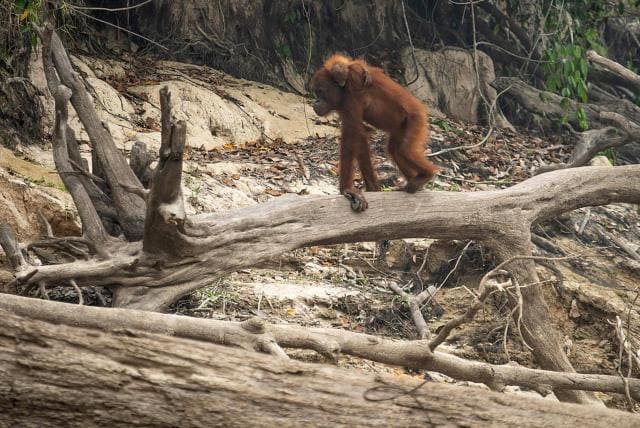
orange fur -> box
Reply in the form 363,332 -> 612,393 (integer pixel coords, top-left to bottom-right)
310,54 -> 438,210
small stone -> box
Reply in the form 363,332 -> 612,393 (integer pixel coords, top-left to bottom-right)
569,299 -> 580,318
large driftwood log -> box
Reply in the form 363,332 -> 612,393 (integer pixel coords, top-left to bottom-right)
2,294 -> 639,401
1,302 -> 639,427
10,165 -> 639,310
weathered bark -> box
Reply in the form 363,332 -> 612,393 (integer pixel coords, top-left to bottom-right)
129,141 -> 154,188
3,293 -> 639,402
42,23 -> 146,240
10,165 -> 640,310
493,76 -> 640,173
587,49 -> 640,94
51,85 -> 110,243
2,301 -> 639,427
0,224 -> 27,271
9,162 -> 640,404
142,87 -> 188,255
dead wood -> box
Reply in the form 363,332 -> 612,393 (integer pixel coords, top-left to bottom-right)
388,282 -> 432,339
8,159 -> 640,404
0,224 -> 27,271
587,50 -> 640,95
41,23 -> 146,240
492,76 -> 640,129
3,294 -> 640,410
4,302 -> 639,427
129,141 -> 154,188
141,87 -> 189,256
535,126 -> 626,174
493,77 -> 640,174
51,84 -> 110,243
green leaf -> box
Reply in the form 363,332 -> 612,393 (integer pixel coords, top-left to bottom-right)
579,58 -> 588,76
578,80 -> 588,102
432,119 -> 450,132
14,0 -> 27,13
573,45 -> 582,57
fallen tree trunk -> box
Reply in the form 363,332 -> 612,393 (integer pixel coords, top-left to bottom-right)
1,303 -> 639,427
2,294 -> 639,401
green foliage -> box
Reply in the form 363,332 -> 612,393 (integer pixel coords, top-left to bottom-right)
277,6 -> 312,63
276,42 -> 292,60
14,0 -> 42,46
540,0 -> 637,130
432,118 -> 451,132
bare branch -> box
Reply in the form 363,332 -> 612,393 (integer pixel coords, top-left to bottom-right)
587,50 -> 640,94
0,224 -> 27,271
51,84 -> 111,243
43,23 -> 146,240
388,282 -> 430,339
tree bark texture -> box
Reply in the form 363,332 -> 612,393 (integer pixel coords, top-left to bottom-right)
3,294 -> 639,402
44,24 -> 146,240
1,304 -> 639,427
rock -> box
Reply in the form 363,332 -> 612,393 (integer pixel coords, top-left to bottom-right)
569,299 -> 581,318
402,47 -> 513,130
590,155 -> 612,167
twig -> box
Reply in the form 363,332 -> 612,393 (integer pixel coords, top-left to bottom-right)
70,279 -> 84,305
68,158 -> 106,184
429,278 -> 506,351
429,253 -> 580,351
388,282 -> 430,339
595,224 -> 640,261
428,127 -> 494,157
37,211 -> 54,238
38,281 -> 49,300
578,208 -> 591,235
119,182 -> 150,200
58,0 -> 153,12
423,241 -> 472,305
511,275 -> 533,351
400,0 -> 420,86
613,314 -> 638,411
531,233 -> 566,255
